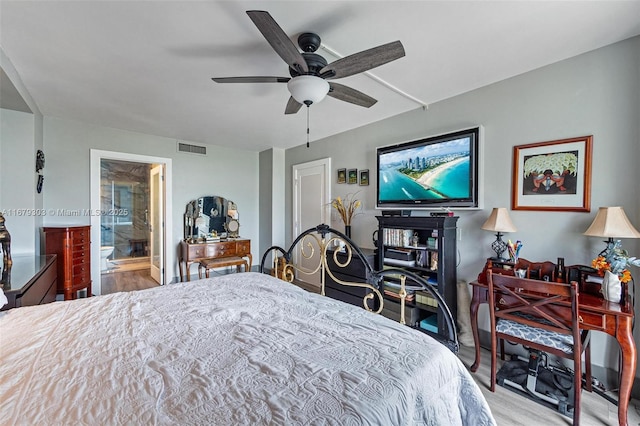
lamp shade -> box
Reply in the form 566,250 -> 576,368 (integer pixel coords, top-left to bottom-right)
583,206 -> 640,238
481,208 -> 517,233
287,75 -> 330,105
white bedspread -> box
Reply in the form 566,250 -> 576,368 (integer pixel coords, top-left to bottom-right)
0,272 -> 495,425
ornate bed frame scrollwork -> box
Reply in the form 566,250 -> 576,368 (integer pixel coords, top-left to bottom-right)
259,224 -> 459,352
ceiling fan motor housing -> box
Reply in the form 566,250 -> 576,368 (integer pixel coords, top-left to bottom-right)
297,32 -> 321,52
289,53 -> 328,78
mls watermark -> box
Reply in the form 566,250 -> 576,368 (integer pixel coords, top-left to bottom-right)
1,208 -> 129,217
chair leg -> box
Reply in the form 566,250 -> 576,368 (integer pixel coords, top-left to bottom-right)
573,356 -> 582,425
490,333 -> 497,392
584,339 -> 592,392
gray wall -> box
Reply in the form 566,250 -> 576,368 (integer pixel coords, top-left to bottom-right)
258,148 -> 286,267
285,36 -> 640,381
41,116 -> 260,282
1,49 -> 45,253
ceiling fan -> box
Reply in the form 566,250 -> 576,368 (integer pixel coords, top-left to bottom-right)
212,10 -> 406,115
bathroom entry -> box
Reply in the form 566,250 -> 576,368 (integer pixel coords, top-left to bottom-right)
100,159 -> 161,288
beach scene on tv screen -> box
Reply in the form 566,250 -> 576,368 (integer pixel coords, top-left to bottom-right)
379,137 -> 471,202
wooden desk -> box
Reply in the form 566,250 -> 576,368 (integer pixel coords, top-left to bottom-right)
469,279 -> 636,426
178,239 -> 251,281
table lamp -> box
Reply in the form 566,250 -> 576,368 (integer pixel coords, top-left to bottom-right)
481,207 -> 517,260
583,206 -> 640,254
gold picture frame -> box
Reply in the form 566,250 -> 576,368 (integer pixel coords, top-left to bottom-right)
512,135 -> 592,212
337,168 -> 346,184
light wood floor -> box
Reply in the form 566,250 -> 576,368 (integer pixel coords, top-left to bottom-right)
101,266 -> 159,294
457,343 -> 640,425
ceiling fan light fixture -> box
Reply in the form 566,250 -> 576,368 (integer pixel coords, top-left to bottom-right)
287,75 -> 329,105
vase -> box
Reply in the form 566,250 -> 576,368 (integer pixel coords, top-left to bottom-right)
602,270 -> 622,303
344,225 -> 351,239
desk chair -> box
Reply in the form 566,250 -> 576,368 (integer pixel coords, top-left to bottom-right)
487,271 -> 591,425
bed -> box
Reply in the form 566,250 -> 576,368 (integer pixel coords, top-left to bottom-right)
0,226 -> 495,425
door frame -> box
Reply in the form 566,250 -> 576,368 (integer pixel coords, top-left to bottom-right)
149,164 -> 165,284
292,157 -> 331,286
90,150 -> 173,295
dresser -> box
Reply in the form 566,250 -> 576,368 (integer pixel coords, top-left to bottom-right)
42,226 -> 91,300
0,254 -> 57,310
179,239 -> 252,281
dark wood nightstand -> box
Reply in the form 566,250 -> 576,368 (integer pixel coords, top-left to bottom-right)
1,254 -> 57,310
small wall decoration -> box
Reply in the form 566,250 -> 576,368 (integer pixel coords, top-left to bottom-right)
347,169 -> 358,184
337,168 -> 346,184
36,149 -> 45,193
359,169 -> 369,186
512,135 -> 592,212
36,150 -> 45,172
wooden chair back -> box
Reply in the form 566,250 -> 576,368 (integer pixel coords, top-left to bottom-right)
486,270 -> 583,424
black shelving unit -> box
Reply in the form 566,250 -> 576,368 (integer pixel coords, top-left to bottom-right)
375,215 -> 458,337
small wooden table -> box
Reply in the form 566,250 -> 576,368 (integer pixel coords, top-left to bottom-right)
179,239 -> 252,281
469,279 -> 636,426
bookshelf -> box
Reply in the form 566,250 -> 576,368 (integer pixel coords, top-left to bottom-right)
375,215 -> 458,338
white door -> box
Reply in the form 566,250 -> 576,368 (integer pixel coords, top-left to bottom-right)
150,164 -> 164,284
293,158 -> 331,287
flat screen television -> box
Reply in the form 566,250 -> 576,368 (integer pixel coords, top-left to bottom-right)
376,127 -> 481,209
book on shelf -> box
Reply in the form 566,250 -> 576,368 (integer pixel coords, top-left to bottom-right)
383,257 -> 416,267
382,228 -> 425,248
383,280 -> 424,292
383,289 -> 415,302
415,290 -> 438,307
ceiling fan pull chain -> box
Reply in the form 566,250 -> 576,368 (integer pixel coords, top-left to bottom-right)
306,105 -> 310,148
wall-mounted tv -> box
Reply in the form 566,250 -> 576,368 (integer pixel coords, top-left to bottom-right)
376,127 -> 481,210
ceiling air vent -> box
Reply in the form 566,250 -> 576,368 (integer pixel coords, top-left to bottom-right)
177,142 -> 207,155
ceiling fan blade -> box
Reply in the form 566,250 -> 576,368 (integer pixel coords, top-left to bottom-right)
212,76 -> 290,83
328,82 -> 377,108
285,97 -> 303,114
246,10 -> 309,74
320,40 -> 405,80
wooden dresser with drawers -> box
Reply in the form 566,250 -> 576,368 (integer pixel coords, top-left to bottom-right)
43,225 -> 91,300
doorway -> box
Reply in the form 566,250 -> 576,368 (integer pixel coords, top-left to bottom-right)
292,158 -> 331,288
90,150 -> 173,295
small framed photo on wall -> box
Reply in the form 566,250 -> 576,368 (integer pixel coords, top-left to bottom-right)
337,168 -> 346,184
347,169 -> 358,184
359,169 -> 369,186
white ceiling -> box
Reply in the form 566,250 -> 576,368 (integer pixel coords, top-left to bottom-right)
1,1 -> 639,152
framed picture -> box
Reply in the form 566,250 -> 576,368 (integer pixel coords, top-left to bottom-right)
337,168 -> 346,184
347,169 -> 358,184
359,169 -> 369,186
512,135 -> 592,212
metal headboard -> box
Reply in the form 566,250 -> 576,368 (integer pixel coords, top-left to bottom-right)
259,224 -> 459,353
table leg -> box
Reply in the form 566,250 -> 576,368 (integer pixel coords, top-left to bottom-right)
179,260 -> 185,282
470,285 -> 483,372
616,319 -> 637,426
